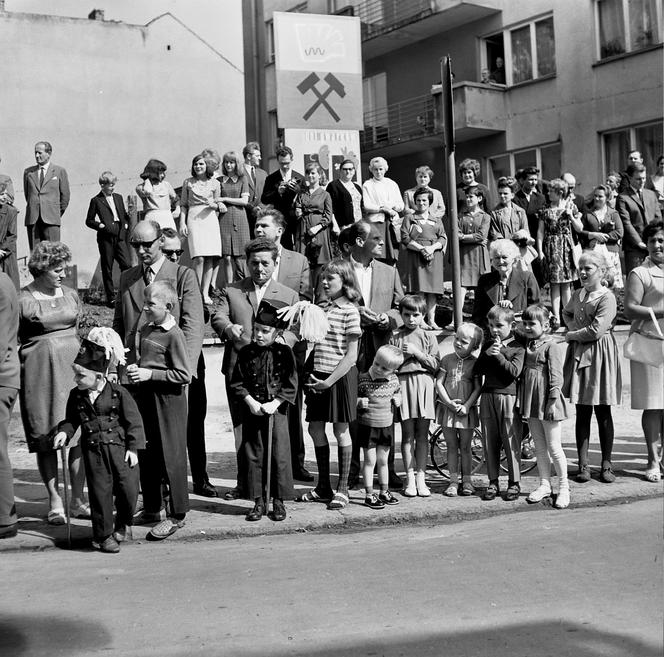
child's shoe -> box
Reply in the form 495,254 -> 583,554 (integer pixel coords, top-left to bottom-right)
415,472 -> 431,497
483,482 -> 499,501
554,483 -> 570,509
527,480 -> 552,503
460,481 -> 474,496
378,490 -> 400,506
99,536 -> 120,553
404,472 -> 417,497
504,483 -> 521,502
444,482 -> 458,497
364,493 -> 385,510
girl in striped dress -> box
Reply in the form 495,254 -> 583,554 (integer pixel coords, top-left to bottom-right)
299,259 -> 362,510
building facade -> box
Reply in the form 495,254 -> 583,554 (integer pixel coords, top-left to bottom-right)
246,0 -> 663,197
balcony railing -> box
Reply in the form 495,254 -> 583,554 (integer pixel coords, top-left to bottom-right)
351,0 -> 435,39
361,93 -> 435,152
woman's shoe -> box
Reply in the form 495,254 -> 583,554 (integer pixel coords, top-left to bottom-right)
554,486 -> 570,509
460,481 -> 475,496
69,502 -> 91,519
576,465 -> 591,483
483,483 -> 499,501
527,481 -> 552,503
403,473 -> 417,497
47,508 -> 66,525
600,466 -> 616,483
644,467 -> 661,483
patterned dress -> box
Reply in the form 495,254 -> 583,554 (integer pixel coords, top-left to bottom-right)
539,205 -> 577,284
219,175 -> 250,256
19,285 -> 80,452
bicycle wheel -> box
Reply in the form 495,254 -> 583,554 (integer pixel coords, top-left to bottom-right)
429,424 -> 484,479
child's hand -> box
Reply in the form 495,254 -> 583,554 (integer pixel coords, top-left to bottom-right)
498,300 -> 513,308
544,400 -> 557,421
455,404 -> 468,416
125,450 -> 139,468
52,431 -> 67,449
261,399 -> 281,415
126,365 -> 152,384
392,396 -> 402,408
357,397 -> 369,411
487,341 -> 501,356
447,397 -> 462,410
402,343 -> 422,358
306,374 -> 330,392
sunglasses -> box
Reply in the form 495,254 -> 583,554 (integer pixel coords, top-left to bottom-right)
162,248 -> 184,257
130,237 -> 160,249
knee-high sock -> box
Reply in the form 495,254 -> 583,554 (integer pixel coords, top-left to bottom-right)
314,444 -> 331,494
337,445 -> 352,496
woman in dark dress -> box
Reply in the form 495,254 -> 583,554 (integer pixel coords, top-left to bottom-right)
19,242 -> 88,524
326,159 -> 363,230
294,162 -> 333,285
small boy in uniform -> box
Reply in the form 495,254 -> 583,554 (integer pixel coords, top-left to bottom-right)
230,300 -> 297,522
124,280 -> 191,540
53,328 -> 144,553
357,345 -> 404,509
474,305 -> 525,501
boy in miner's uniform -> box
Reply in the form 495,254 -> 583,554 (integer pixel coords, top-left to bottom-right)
230,299 -> 298,523
53,328 -> 144,554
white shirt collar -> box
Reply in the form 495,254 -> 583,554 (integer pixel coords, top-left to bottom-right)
150,314 -> 176,330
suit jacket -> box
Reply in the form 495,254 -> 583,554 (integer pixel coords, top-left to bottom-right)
277,247 -> 311,301
261,170 -> 304,218
0,203 -> 19,290
113,259 -> 204,374
211,277 -> 299,375
0,271 -> 20,389
616,187 -> 662,251
0,173 -> 15,204
85,192 -> 130,239
514,189 -> 546,237
326,178 -> 364,227
23,163 -> 70,226
243,164 -> 268,209
579,208 -> 623,252
489,204 -> 529,241
472,268 -> 540,328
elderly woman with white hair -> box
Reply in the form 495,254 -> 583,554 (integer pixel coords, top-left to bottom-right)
471,238 -> 540,331
362,157 -> 404,263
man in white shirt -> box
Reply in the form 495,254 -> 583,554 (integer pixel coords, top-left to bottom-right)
23,141 -> 70,248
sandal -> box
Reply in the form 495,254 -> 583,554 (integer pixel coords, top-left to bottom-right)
482,484 -> 498,501
295,489 -> 332,503
327,492 -> 349,510
69,502 -> 91,519
644,468 -> 661,483
47,509 -> 66,525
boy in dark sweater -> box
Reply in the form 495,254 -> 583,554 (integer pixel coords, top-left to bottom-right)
125,280 -> 191,540
230,300 -> 297,522
53,328 -> 145,553
475,305 -> 525,501
357,345 -> 404,509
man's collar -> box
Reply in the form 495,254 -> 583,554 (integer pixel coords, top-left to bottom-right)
350,254 -> 373,269
147,255 -> 166,275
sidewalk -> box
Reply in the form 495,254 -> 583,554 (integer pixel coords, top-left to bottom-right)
3,332 -> 662,552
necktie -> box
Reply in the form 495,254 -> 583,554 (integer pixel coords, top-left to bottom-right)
251,166 -> 256,184
39,167 -> 45,187
143,267 -> 153,286
498,281 -> 506,302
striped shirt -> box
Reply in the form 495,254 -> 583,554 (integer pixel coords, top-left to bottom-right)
313,299 -> 361,373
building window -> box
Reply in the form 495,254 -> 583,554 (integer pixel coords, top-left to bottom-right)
596,0 -> 663,59
603,121 -> 664,176
485,15 -> 556,86
266,20 -> 275,63
487,142 -> 562,192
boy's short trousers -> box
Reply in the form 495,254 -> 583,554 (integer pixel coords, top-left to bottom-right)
357,423 -> 393,449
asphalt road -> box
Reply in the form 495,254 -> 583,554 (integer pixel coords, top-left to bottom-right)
1,497 -> 661,657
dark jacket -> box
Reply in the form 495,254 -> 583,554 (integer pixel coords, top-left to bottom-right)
326,178 -> 363,228
475,338 -> 525,395
85,192 -> 130,239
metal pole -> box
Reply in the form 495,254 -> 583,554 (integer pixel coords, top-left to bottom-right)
441,56 -> 462,328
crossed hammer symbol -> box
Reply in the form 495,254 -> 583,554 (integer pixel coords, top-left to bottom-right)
297,72 -> 346,122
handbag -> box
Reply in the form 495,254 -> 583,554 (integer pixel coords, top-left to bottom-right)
623,307 -> 664,367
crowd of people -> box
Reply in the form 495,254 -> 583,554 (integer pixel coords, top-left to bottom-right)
0,140 -> 662,551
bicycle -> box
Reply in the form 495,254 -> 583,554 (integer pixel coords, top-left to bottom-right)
428,421 -> 537,479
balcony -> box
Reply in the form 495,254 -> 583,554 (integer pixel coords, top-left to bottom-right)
344,0 -> 502,59
361,81 -> 506,157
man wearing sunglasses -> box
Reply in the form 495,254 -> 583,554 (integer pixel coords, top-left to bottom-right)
113,219 -> 204,388
159,228 -> 217,497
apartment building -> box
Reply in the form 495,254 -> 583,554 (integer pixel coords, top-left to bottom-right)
245,0 -> 663,196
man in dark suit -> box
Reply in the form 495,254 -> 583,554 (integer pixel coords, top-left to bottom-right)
113,220 -> 204,380
0,153 -> 14,205
242,142 -> 268,237
261,146 -> 303,249
617,163 -> 663,273
340,221 -> 404,489
253,208 -> 313,481
0,272 -> 20,539
514,167 -> 546,286
211,238 -> 299,498
23,141 -> 70,249
85,171 -> 132,307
